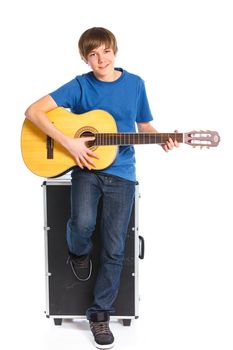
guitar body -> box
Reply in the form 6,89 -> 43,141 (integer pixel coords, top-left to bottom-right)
21,108 -> 118,177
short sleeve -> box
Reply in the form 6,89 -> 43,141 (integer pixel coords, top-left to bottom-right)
49,78 -> 81,110
136,79 -> 153,123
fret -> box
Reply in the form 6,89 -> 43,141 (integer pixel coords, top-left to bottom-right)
156,134 -> 161,143
161,133 -> 168,144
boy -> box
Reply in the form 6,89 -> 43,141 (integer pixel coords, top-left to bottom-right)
25,27 -> 178,349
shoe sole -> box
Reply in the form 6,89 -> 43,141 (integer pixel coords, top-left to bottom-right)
94,340 -> 115,349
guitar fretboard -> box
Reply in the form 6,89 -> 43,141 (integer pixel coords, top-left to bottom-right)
95,133 -> 184,145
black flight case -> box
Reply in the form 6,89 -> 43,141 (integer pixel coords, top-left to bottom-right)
42,177 -> 144,326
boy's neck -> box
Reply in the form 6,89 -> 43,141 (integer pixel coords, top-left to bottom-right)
93,69 -> 122,82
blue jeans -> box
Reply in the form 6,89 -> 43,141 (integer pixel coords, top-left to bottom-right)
66,169 -> 135,319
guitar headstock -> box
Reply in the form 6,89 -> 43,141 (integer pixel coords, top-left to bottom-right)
184,130 -> 220,148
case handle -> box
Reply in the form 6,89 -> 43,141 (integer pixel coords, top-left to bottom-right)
139,235 -> 145,259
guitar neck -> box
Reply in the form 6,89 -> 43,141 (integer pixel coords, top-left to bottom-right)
95,132 -> 184,145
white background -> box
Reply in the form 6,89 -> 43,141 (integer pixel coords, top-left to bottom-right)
1,0 -> 233,349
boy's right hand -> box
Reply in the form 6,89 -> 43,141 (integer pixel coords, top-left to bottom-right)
65,136 -> 99,170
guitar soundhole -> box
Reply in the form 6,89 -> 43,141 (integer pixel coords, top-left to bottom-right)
75,127 -> 97,150
81,131 -> 96,148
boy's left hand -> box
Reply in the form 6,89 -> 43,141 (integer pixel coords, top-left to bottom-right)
162,130 -> 179,152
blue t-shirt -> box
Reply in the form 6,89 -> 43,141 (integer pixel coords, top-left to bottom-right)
49,68 -> 153,181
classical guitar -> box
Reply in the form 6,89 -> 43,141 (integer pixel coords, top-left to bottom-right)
21,107 -> 220,178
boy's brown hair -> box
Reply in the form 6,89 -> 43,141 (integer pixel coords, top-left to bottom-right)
78,27 -> 118,61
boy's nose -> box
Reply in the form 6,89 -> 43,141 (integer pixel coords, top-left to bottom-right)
98,54 -> 104,63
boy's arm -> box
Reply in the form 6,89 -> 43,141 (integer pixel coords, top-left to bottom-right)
25,95 -> 69,147
25,95 -> 98,169
137,121 -> 179,152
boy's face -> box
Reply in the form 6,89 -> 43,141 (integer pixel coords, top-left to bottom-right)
86,44 -> 116,81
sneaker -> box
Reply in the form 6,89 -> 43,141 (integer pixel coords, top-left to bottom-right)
67,252 -> 92,281
89,311 -> 115,349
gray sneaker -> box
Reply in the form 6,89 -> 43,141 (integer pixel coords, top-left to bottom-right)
89,312 -> 115,349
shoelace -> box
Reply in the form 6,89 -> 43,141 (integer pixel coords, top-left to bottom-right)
74,257 -> 89,268
66,255 -> 89,268
91,321 -> 111,335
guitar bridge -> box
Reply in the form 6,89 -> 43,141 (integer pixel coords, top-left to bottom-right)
47,135 -> 54,159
